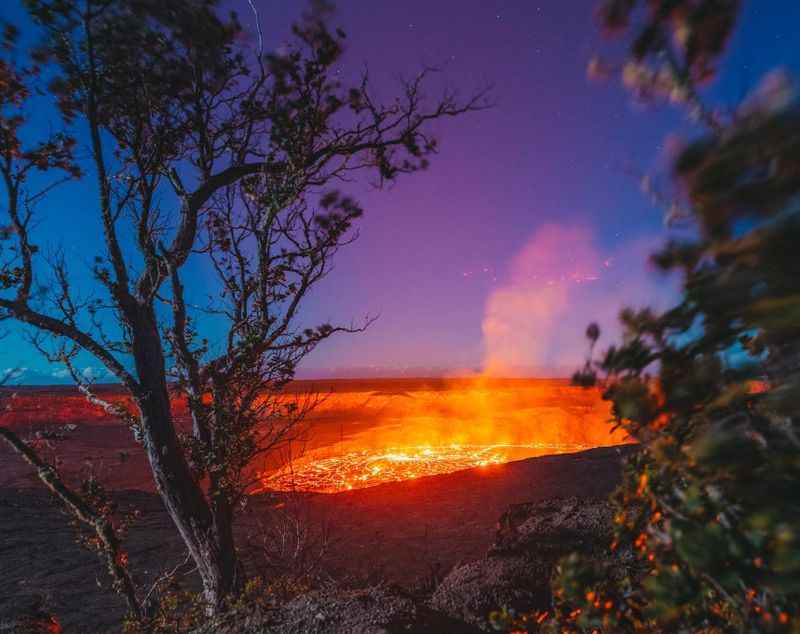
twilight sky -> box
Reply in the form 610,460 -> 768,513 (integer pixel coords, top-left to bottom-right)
2,1 -> 800,381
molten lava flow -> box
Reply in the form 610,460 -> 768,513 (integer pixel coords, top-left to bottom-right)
254,378 -> 630,494
260,442 -> 590,493
2,378 -> 630,494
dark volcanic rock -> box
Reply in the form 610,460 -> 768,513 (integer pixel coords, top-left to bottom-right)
1,446 -> 632,632
430,497 -> 614,630
200,586 -> 479,634
0,489 -> 185,633
492,496 -> 613,557
428,555 -> 546,630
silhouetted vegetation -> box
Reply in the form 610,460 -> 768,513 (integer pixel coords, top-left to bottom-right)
542,1 -> 799,631
0,0 -> 485,622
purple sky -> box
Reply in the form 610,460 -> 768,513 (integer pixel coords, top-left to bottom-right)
3,1 -> 800,381
267,1 -> 800,373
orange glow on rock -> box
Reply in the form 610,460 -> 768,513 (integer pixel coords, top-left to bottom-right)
257,377 -> 631,493
2,378 -> 631,494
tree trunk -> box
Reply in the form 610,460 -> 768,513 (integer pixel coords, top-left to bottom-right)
210,494 -> 244,599
129,307 -> 241,611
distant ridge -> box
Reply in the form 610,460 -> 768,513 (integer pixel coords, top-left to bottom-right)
293,365 -> 575,380
2,364 -> 574,386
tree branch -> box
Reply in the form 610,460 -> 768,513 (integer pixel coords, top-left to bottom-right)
0,425 -> 141,619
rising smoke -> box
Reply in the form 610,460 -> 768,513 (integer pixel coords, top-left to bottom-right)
482,223 -> 673,377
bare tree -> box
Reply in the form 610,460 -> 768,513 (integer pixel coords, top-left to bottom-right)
0,0 -> 487,612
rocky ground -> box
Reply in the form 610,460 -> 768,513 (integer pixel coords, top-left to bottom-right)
200,495 -> 628,633
0,445 -> 635,632
430,496 -> 618,629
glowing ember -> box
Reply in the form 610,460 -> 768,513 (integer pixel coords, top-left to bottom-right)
259,442 -> 589,493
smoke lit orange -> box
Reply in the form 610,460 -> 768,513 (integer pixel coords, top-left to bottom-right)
255,377 -> 630,493
1,378 -> 629,494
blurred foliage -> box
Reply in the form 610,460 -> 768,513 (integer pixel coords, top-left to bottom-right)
501,1 -> 800,631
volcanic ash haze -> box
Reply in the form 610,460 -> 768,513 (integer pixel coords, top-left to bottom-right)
262,378 -> 631,492
481,223 -> 673,376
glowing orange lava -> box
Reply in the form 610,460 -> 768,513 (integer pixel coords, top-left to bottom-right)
253,378 -> 629,493
2,378 -> 630,494
260,442 -> 590,493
